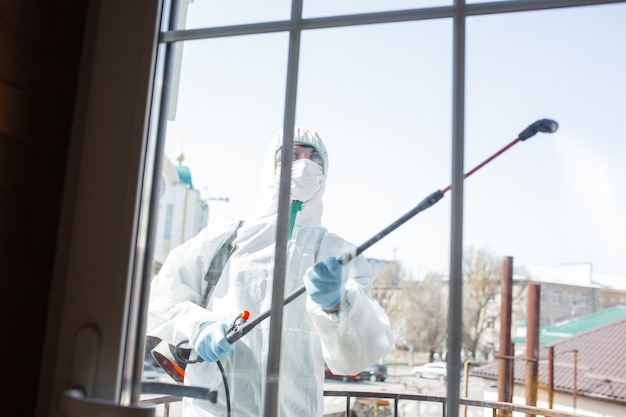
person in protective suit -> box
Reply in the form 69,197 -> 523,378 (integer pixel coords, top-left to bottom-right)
147,126 -> 394,417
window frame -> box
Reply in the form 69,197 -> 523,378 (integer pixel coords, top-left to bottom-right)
43,1 -> 626,417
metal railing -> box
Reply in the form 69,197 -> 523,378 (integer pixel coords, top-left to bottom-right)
323,389 -> 591,417
140,389 -> 591,417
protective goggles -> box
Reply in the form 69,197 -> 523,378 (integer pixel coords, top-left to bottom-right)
275,144 -> 323,167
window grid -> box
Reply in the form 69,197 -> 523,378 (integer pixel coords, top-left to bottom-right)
151,1 -> 626,416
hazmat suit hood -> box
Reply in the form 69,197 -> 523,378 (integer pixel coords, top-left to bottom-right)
252,126 -> 329,229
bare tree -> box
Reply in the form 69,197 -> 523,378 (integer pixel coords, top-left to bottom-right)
391,273 -> 448,363
462,246 -> 501,358
367,259 -> 418,363
369,259 -> 406,315
374,259 -> 405,287
366,249 -> 526,363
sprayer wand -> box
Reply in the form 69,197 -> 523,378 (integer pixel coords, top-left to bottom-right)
226,119 -> 559,343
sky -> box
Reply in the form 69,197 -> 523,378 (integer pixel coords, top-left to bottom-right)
160,1 -> 626,278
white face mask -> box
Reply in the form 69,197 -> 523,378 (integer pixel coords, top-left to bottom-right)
288,159 -> 324,202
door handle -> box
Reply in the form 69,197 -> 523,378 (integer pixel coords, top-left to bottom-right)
62,325 -> 155,416
64,323 -> 217,417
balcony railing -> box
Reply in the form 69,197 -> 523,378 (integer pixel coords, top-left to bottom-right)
323,389 -> 590,417
140,389 -> 591,417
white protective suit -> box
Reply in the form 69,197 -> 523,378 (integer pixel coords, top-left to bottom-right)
147,126 -> 394,417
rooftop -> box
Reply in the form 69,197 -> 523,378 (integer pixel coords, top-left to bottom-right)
514,264 -> 626,291
513,305 -> 626,345
471,317 -> 626,404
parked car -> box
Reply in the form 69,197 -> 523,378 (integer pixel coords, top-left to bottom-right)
360,363 -> 388,382
324,363 -> 361,382
411,362 -> 447,380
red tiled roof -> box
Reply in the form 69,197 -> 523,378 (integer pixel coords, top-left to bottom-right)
471,318 -> 626,403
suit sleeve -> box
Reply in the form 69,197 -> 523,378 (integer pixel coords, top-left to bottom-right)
306,234 -> 394,375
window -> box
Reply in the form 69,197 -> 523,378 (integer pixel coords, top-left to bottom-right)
164,204 -> 173,240
139,0 -> 626,412
581,293 -> 589,307
47,1 -> 626,416
568,293 -> 575,307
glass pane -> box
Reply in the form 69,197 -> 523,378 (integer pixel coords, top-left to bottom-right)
303,0 -> 452,18
465,3 -> 626,275
142,31 -> 289,394
297,20 -> 453,276
176,0 -> 291,30
161,33 -> 288,228
174,0 -> 454,30
142,17 -> 452,415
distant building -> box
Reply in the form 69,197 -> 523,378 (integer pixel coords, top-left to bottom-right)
153,153 -> 209,272
471,263 -> 626,361
510,264 -> 626,338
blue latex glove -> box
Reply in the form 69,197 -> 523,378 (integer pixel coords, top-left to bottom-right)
304,256 -> 346,309
193,321 -> 234,362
